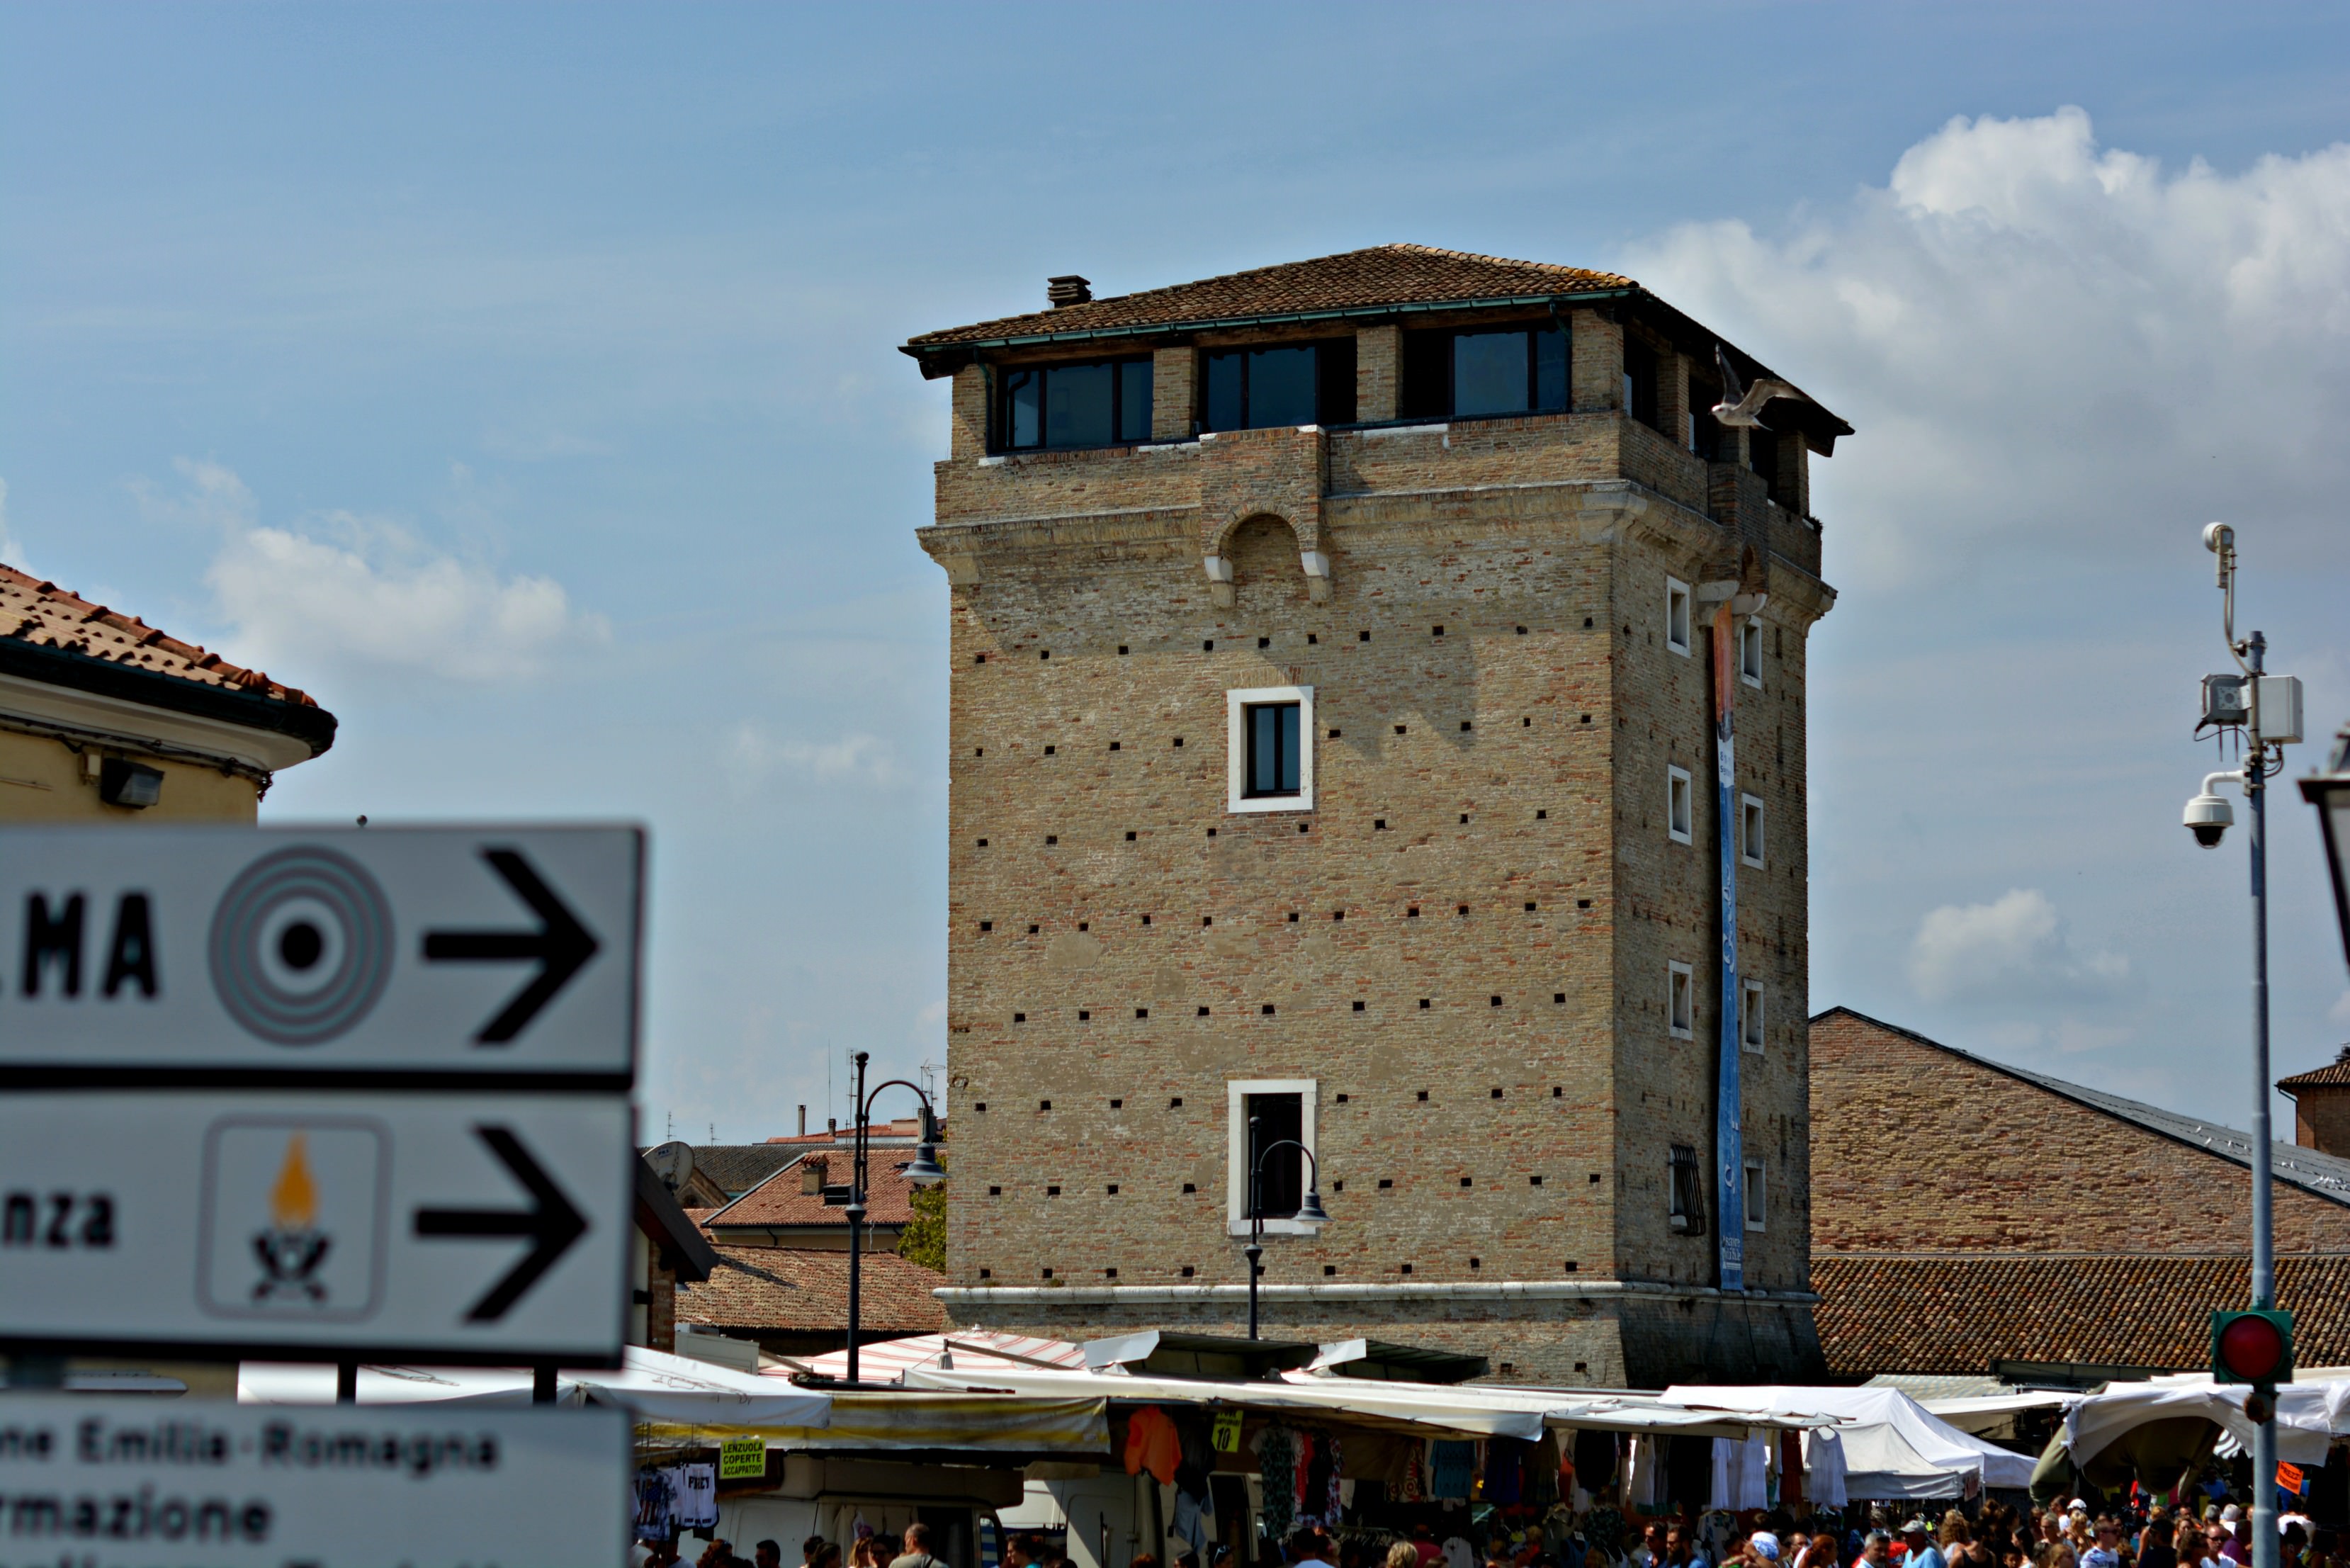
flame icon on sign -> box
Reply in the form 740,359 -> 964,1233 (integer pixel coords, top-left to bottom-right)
252,1133 -> 332,1303
272,1136 -> 319,1230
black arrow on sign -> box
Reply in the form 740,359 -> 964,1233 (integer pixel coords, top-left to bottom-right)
412,1125 -> 589,1321
421,847 -> 601,1044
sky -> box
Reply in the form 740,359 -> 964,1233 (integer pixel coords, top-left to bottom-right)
4,2 -> 2348,1144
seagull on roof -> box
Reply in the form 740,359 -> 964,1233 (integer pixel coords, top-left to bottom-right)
1710,344 -> 1805,429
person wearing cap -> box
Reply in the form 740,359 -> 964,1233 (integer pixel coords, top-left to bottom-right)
1903,1523 -> 1945,1568
1751,1535 -> 1783,1568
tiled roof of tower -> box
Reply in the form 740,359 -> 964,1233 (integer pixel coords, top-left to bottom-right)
904,244 -> 1639,349
1,563 -> 317,708
2279,1051 -> 2350,1090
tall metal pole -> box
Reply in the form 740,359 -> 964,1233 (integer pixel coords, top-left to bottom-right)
845,1049 -> 869,1386
1243,1114 -> 1262,1341
2247,633 -> 2278,1568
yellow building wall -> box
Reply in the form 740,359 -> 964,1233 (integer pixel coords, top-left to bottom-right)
0,729 -> 261,823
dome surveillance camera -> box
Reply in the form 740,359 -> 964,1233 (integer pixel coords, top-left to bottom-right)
2185,786 -> 2234,848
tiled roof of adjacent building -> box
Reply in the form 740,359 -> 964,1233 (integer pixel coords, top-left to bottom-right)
701,1152 -> 922,1230
904,244 -> 1638,351
682,1144 -> 804,1197
0,562 -> 336,757
2278,1050 -> 2350,1091
1816,1008 -> 2350,1207
674,1245 -> 948,1337
1813,1253 -> 2350,1377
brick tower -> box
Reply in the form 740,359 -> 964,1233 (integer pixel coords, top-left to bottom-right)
902,246 -> 1851,1384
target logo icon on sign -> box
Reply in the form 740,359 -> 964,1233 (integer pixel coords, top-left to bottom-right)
208,847 -> 395,1046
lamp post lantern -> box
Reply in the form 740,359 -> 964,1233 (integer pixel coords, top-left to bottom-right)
842,1049 -> 945,1386
1240,1113 -> 1329,1341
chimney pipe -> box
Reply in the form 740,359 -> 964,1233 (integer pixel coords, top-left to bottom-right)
1046,274 -> 1092,308
798,1104 -> 806,1136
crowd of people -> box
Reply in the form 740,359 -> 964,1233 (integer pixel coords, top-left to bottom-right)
633,1518 -> 954,1568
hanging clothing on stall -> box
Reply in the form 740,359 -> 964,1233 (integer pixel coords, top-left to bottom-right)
1429,1440 -> 1478,1501
673,1464 -> 719,1531
1622,1437 -> 1661,1511
633,1471 -> 677,1542
1394,1438 -> 1428,1503
1735,1436 -> 1768,1510
1127,1406 -> 1183,1484
1800,1429 -> 1848,1508
1172,1488 -> 1214,1555
1485,1438 -> 1526,1506
1256,1427 -> 1299,1539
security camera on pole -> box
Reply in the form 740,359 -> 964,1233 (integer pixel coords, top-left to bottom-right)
2184,523 -> 2305,1568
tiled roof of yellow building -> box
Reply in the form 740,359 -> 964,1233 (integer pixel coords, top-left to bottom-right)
1,563 -> 318,709
2279,1051 -> 2350,1090
905,244 -> 1639,349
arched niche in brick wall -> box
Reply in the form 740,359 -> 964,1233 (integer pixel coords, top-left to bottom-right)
1203,511 -> 1331,607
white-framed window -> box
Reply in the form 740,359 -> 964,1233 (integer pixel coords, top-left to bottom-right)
1739,616 -> 1763,688
1665,577 -> 1692,655
1226,685 -> 1315,814
1741,979 -> 1766,1054
1741,794 -> 1766,868
1666,765 -> 1693,844
1226,1078 -> 1320,1237
1667,961 -> 1694,1039
1744,1160 -> 1767,1231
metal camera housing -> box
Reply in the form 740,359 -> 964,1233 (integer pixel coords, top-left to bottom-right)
2186,788 -> 2235,848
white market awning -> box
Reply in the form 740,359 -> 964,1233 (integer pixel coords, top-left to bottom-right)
239,1346 -> 834,1428
1662,1385 -> 2034,1498
2062,1374 -> 2350,1470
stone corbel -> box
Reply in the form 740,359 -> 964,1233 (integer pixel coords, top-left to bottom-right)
1204,554 -> 1235,609
1695,581 -> 1769,617
1300,551 -> 1331,604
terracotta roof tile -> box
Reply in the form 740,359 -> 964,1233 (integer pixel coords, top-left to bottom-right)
2279,1052 -> 2350,1091
0,562 -> 317,708
673,1245 -> 948,1336
703,1153 -> 923,1229
904,244 -> 1637,350
1813,1253 -> 2350,1377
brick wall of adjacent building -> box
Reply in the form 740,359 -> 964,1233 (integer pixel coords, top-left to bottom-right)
1812,1010 -> 2350,1256
2293,1085 -> 2350,1161
922,308 -> 1833,1383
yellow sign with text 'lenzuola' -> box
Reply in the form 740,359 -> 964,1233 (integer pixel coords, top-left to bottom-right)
722,1437 -> 767,1480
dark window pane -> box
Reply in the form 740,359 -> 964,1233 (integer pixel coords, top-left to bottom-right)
1625,341 -> 1660,430
1119,360 -> 1153,442
1317,335 -> 1357,424
1399,329 -> 1449,420
1204,351 -> 1244,433
1245,701 -> 1301,798
1245,346 -> 1317,427
1045,362 -> 1113,448
1454,329 -> 1531,417
1247,1093 -> 1304,1219
1535,326 -> 1568,411
1006,370 -> 1041,449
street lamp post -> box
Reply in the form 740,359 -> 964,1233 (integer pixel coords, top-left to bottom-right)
1240,1113 -> 1330,1341
842,1049 -> 947,1387
2184,525 -> 2297,1568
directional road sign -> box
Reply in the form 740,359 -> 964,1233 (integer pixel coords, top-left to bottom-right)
0,1090 -> 631,1365
0,825 -> 640,1085
0,1396 -> 628,1567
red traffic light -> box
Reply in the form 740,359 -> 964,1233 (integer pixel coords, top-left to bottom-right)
2219,1314 -> 2287,1382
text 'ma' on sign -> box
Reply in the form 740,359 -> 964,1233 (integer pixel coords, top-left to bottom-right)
0,825 -> 642,1085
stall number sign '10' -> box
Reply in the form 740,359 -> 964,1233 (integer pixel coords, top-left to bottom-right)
0,826 -> 641,1084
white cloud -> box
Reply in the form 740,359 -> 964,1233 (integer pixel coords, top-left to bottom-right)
142,458 -> 606,686
1622,107 -> 2350,587
1907,887 -> 2130,1005
724,722 -> 907,794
